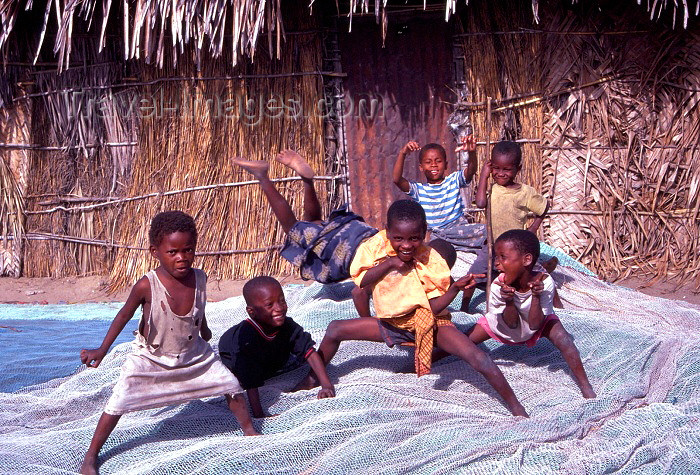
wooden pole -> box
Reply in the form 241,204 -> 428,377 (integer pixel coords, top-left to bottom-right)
485,96 -> 493,311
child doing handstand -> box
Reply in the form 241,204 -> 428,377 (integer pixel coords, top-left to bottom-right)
79,211 -> 256,475
298,199 -> 528,417
218,276 -> 335,418
232,151 -> 382,319
393,138 -> 488,310
467,229 -> 596,398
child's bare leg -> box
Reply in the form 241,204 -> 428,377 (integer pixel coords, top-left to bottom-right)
351,285 -> 372,318
232,158 -> 297,233
294,318 -> 384,390
543,321 -> 596,398
276,150 -> 322,222
435,325 -> 528,417
225,393 -> 260,435
80,412 -> 121,475
465,323 -> 492,344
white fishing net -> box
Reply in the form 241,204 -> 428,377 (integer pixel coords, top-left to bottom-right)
1,247 -> 699,474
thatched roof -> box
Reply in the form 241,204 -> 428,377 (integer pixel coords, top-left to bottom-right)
1,0 -> 697,72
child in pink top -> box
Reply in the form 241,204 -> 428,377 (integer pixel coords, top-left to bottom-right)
468,229 -> 596,398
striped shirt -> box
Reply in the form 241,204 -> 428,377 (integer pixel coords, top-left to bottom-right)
408,171 -> 469,230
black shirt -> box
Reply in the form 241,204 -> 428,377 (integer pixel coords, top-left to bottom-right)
218,317 -> 315,390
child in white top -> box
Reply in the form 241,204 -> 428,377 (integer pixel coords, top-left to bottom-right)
467,229 -> 596,399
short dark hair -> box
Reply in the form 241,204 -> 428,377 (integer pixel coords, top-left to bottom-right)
242,275 -> 282,305
387,199 -> 427,234
429,239 -> 457,268
492,141 -> 522,168
419,143 -> 447,162
149,211 -> 198,246
496,229 -> 540,261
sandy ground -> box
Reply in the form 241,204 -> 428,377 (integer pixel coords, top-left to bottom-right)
1,272 -> 699,306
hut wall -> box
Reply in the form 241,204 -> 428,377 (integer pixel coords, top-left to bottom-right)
13,7 -> 330,288
339,14 -> 456,229
0,99 -> 29,277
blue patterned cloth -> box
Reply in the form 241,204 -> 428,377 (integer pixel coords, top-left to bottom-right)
280,207 -> 378,283
429,216 -> 486,252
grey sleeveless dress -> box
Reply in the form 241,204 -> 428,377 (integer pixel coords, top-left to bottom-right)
104,269 -> 242,415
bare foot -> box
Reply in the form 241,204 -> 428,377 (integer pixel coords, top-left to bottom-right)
276,149 -> 315,179
291,372 -> 319,391
581,384 -> 597,399
242,427 -> 262,436
542,256 -> 559,274
80,455 -> 98,475
510,402 -> 529,418
232,157 -> 270,180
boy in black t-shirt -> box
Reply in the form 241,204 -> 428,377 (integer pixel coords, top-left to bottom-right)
218,276 -> 335,418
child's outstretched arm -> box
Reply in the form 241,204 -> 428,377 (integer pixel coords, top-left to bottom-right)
475,159 -> 491,209
80,277 -> 149,368
528,200 -> 550,234
306,350 -> 335,399
455,135 -> 478,182
429,273 -> 485,315
393,141 -> 420,192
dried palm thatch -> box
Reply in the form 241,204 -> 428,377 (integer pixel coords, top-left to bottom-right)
539,10 -> 700,288
455,1 -> 700,289
0,97 -> 28,276
106,28 -> 328,290
2,0 -> 696,73
22,36 -> 138,278
18,9 -> 328,289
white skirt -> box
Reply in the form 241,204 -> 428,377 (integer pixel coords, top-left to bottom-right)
104,344 -> 242,415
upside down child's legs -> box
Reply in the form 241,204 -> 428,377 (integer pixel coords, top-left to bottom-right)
543,322 -> 596,398
435,325 -> 528,417
80,412 -> 121,474
232,158 -> 298,233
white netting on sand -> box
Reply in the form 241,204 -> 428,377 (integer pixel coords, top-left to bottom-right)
1,250 -> 700,474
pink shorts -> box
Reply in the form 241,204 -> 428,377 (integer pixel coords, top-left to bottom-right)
476,314 -> 560,347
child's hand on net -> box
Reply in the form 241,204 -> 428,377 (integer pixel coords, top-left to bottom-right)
80,348 -> 107,368
400,140 -> 420,155
529,273 -> 546,297
455,134 -> 476,153
494,279 -> 516,302
317,385 -> 336,399
454,273 -> 486,290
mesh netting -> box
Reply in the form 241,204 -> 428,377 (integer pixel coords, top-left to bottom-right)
1,248 -> 700,474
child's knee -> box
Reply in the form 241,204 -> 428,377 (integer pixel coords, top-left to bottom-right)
325,320 -> 345,341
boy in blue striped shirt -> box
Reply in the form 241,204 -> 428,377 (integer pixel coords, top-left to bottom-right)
393,138 -> 487,311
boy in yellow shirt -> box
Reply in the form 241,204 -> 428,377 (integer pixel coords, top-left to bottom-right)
298,199 -> 527,417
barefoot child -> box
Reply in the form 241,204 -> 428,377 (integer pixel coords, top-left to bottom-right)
299,200 -> 528,417
393,138 -> 488,310
467,230 -> 596,398
475,140 -> 561,305
79,211 -> 256,475
218,276 -> 335,418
